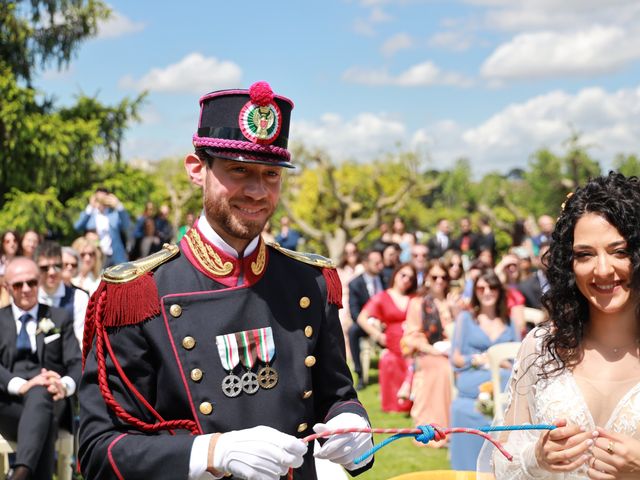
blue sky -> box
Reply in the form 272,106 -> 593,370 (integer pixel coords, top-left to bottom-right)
37,0 -> 640,176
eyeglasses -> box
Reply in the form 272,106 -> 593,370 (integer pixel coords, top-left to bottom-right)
475,284 -> 500,292
430,275 -> 448,281
81,251 -> 96,258
10,279 -> 38,290
38,263 -> 62,273
63,262 -> 78,269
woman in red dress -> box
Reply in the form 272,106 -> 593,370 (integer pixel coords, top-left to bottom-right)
357,263 -> 418,412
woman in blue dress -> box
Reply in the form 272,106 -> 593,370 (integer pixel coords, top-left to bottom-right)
449,269 -> 518,470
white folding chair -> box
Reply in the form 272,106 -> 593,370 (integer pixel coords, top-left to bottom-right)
360,317 -> 382,385
487,342 -> 521,423
523,307 -> 546,326
0,431 -> 74,480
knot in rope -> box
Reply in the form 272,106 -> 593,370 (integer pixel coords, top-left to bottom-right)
415,425 -> 445,445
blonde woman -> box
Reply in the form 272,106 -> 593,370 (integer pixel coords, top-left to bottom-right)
71,236 -> 103,295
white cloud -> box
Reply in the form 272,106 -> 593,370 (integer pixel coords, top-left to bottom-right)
481,25 -> 640,79
381,33 -> 413,56
97,10 -> 145,39
343,61 -> 473,87
292,112 -> 406,161
412,85 -> 640,174
119,53 -> 242,94
353,6 -> 392,36
428,31 -> 473,51
471,0 -> 640,31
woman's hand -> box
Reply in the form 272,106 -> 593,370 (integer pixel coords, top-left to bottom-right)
376,332 -> 387,347
536,419 -> 596,473
471,352 -> 488,367
587,427 -> 640,479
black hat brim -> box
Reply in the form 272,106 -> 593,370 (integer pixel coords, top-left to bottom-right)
204,148 -> 294,169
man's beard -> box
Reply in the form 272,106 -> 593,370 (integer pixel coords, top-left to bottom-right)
204,193 -> 272,242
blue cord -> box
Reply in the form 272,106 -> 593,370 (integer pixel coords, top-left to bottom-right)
353,424 -> 556,465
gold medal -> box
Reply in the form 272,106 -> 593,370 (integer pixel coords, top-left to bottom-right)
257,366 -> 279,389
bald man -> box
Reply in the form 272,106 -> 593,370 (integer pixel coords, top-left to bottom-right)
0,257 -> 81,480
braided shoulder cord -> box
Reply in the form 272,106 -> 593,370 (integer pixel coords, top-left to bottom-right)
93,289 -> 200,435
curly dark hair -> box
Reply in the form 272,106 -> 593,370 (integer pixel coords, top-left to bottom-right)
541,171 -> 640,378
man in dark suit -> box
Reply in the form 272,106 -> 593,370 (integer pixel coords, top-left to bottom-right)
452,217 -> 478,257
0,257 -> 81,480
427,218 -> 452,259
347,249 -> 384,390
79,81 -> 373,479
518,243 -> 550,310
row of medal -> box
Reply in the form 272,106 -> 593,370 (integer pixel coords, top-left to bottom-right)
216,327 -> 278,398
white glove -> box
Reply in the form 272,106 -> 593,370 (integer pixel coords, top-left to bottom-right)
313,413 -> 373,471
213,425 -> 307,480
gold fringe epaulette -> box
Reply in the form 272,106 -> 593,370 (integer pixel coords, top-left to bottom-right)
267,242 -> 335,269
102,244 -> 180,284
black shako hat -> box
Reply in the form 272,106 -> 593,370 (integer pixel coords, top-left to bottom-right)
193,81 -> 294,168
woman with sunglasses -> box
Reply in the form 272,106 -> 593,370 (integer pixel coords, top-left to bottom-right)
71,236 -> 103,295
402,259 -> 462,446
450,269 -> 518,470
0,231 -> 20,307
356,263 -> 418,412
484,173 -> 640,479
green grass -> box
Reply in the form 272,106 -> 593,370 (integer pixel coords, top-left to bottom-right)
355,370 -> 450,479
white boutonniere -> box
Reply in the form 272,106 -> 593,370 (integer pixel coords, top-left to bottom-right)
37,317 -> 58,335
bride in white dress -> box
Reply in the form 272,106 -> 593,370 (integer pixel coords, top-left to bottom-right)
480,172 -> 640,479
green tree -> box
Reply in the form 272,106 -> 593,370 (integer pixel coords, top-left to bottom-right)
0,187 -> 71,238
0,0 -> 146,226
524,134 -> 600,218
614,154 -> 640,177
1,0 -> 109,85
280,145 -> 433,261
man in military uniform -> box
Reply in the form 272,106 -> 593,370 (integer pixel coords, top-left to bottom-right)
79,81 -> 374,479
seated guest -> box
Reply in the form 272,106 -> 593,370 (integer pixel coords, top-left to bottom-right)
70,237 -> 103,296
357,263 -> 418,412
0,257 -> 81,480
60,247 -> 80,288
449,269 -> 518,471
35,242 -> 89,348
402,259 -> 458,445
347,249 -> 385,390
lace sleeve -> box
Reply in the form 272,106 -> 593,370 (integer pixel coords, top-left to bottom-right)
478,327 -> 564,479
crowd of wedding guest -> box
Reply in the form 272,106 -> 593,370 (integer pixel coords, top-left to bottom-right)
335,213 -> 553,469
1,196 -> 552,471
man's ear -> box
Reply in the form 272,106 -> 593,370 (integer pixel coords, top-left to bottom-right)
184,153 -> 206,187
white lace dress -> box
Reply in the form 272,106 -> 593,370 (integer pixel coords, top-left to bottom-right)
481,327 -> 640,479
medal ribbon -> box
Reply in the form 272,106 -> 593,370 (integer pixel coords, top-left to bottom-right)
216,333 -> 240,371
255,327 -> 275,364
236,330 -> 258,369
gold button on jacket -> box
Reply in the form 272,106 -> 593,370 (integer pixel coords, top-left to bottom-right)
304,355 -> 316,367
199,402 -> 213,415
304,326 -> 313,338
182,336 -> 196,350
299,297 -> 311,308
297,423 -> 308,432
169,304 -> 182,317
302,390 -> 313,399
190,368 -> 203,382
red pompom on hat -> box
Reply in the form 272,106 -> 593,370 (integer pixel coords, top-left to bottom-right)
249,81 -> 274,106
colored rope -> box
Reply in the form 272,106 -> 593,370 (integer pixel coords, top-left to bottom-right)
302,423 -> 557,466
